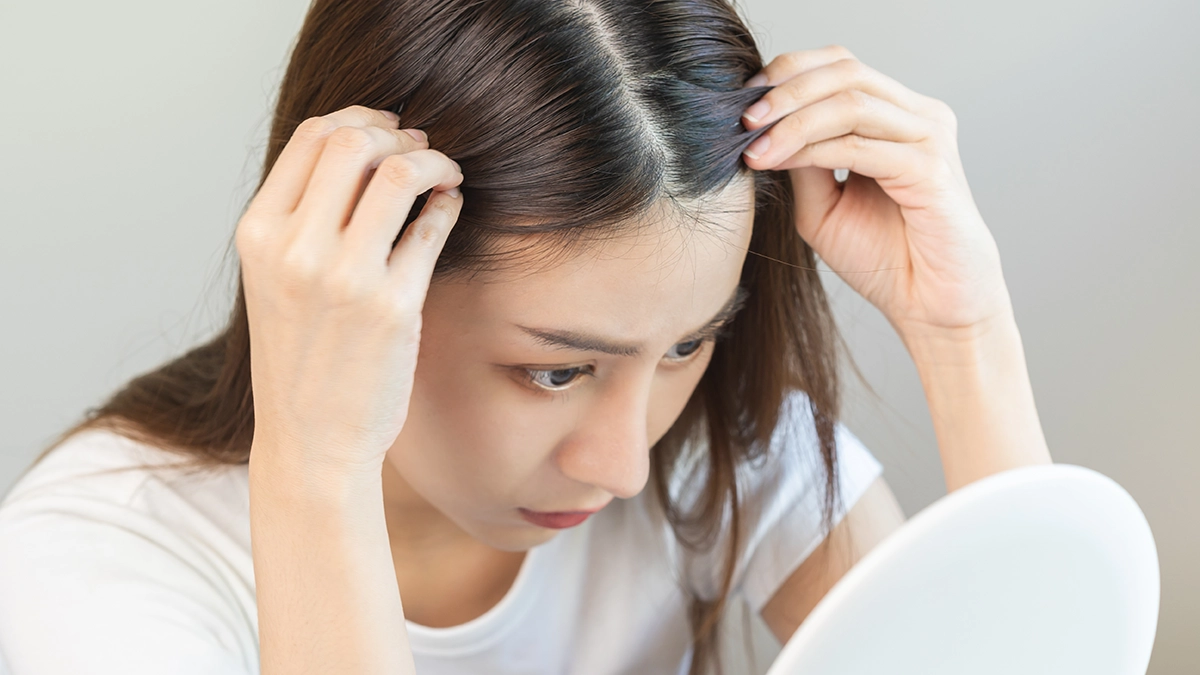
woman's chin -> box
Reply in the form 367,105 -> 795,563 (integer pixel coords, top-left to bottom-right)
468,519 -> 562,552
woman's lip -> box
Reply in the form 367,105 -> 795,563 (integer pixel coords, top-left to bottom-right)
518,508 -> 598,529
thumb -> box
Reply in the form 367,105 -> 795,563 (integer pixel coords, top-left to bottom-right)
788,166 -> 842,244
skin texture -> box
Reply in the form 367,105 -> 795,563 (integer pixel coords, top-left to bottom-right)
380,179 -> 757,626
243,43 -> 1053,673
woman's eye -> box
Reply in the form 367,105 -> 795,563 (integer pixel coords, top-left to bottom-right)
666,338 -> 706,360
523,338 -> 711,396
527,366 -> 590,391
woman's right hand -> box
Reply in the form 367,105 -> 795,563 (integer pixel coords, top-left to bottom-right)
235,104 -> 463,484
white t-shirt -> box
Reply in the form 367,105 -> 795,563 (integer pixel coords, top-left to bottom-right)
0,391 -> 883,675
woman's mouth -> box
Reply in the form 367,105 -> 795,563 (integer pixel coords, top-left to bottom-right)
517,507 -> 599,529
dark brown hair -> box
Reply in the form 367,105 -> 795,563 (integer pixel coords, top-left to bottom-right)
21,1 -> 845,672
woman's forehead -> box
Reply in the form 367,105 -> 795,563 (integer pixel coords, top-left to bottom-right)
431,183 -> 755,345
478,174 -> 756,280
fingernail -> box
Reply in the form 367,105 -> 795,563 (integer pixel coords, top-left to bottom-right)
451,159 -> 462,173
744,134 -> 770,160
403,128 -> 427,142
381,110 -> 400,121
743,73 -> 768,88
445,186 -> 461,198
743,99 -> 771,123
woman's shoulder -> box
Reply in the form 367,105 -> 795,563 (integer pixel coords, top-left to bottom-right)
2,427 -> 242,508
4,428 -> 163,507
0,428 -> 260,674
0,427 -> 253,559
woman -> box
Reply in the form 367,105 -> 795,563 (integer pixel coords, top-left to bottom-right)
0,1 -> 1052,674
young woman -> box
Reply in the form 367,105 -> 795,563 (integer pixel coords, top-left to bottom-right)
0,1 -> 1052,674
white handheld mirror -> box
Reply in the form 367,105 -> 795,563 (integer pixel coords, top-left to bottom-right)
764,464 -> 1160,675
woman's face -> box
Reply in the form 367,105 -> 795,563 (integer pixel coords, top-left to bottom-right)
384,179 -> 756,551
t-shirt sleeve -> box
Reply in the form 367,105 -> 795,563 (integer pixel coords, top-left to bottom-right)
737,420 -> 884,613
677,390 -> 885,614
0,497 -> 256,675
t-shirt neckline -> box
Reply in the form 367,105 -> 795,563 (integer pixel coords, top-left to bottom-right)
402,526 -> 557,656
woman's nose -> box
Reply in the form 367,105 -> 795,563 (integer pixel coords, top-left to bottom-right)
553,383 -> 652,500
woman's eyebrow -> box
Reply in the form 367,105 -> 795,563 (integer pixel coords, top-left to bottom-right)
513,284 -> 750,358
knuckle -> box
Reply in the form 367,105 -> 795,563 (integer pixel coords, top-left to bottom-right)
430,193 -> 461,219
383,281 -> 422,320
377,302 -> 412,334
780,112 -> 810,138
927,96 -> 957,126
327,125 -> 375,154
324,263 -> 376,307
278,242 -> 326,287
383,299 -> 420,336
845,133 -> 872,151
780,51 -> 806,70
234,217 -> 268,257
392,126 -> 426,147
375,154 -> 420,189
839,58 -> 874,86
839,88 -> 872,111
916,117 -> 942,144
833,57 -> 862,75
825,44 -> 856,60
940,101 -> 959,128
779,75 -> 805,100
294,116 -> 337,142
407,215 -> 444,249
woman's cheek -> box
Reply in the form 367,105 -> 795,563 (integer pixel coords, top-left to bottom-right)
454,376 -> 567,477
648,350 -> 714,443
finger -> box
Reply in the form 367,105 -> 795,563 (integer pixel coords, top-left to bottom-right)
743,44 -> 857,89
321,104 -> 402,129
252,105 -> 402,216
385,188 -> 464,303
743,91 -> 934,169
743,57 -> 933,132
344,149 -> 464,264
745,50 -> 860,244
779,134 -> 930,186
293,125 -> 431,244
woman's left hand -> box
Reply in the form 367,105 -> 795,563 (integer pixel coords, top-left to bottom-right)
739,45 -> 1012,340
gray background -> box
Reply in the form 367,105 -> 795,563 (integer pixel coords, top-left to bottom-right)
1,0 -> 1195,673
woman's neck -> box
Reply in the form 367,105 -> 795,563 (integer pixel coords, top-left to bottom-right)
381,458 -> 473,551
380,458 -> 527,628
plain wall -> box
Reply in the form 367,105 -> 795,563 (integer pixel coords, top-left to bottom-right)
1,1 -> 1196,673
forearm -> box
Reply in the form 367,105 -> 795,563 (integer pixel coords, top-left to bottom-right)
898,308 -> 1053,494
248,450 -> 414,675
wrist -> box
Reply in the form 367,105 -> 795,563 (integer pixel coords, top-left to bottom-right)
249,443 -> 384,515
893,305 -> 1021,373
892,307 -> 1052,491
